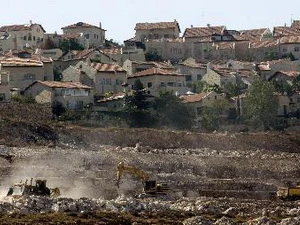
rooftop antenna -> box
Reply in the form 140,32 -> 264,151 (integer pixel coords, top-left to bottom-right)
291,14 -> 293,26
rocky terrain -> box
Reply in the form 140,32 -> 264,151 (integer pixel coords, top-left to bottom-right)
0,103 -> 300,224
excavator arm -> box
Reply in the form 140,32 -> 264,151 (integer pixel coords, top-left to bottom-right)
116,162 -> 150,187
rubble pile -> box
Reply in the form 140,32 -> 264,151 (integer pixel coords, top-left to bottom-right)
0,195 -> 299,224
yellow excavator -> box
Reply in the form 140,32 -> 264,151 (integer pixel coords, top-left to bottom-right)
7,178 -> 60,198
116,161 -> 169,196
277,182 -> 300,200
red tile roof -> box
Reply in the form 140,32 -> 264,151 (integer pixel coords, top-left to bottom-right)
72,49 -> 96,59
62,22 -> 105,30
180,92 -> 210,103
279,35 -> 300,44
249,39 -> 278,48
135,21 -> 180,32
273,26 -> 300,37
273,71 -> 300,78
130,67 -> 183,78
0,57 -> 43,67
35,81 -> 92,89
239,28 -> 270,41
90,62 -> 126,72
183,26 -> 225,38
0,23 -> 46,33
102,48 -> 122,55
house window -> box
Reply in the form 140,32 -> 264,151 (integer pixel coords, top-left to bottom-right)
147,82 -> 152,88
85,34 -> 89,39
295,46 -> 300,52
94,34 -> 96,39
0,93 -> 5,101
186,75 -> 192,81
167,82 -> 175,86
297,97 -> 300,103
197,74 -> 202,80
160,82 -> 166,87
23,74 -> 35,80
23,36 -> 27,41
282,47 -> 287,52
28,33 -> 32,41
33,36 -> 35,41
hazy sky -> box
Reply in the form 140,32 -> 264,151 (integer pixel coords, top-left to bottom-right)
2,0 -> 300,43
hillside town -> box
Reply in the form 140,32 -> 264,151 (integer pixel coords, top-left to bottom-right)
1,19 -> 300,130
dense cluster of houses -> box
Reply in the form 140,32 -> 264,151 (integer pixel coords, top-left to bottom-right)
1,19 -> 300,128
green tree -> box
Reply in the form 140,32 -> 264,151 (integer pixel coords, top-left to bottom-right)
154,91 -> 193,129
145,50 -> 163,61
244,78 -> 279,130
58,39 -> 84,53
192,80 -> 207,93
124,80 -> 154,127
199,99 -> 230,131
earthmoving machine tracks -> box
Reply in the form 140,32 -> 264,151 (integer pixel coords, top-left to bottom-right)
7,178 -> 60,198
116,161 -> 169,196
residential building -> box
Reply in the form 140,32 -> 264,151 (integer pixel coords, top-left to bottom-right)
64,61 -> 127,95
61,22 -> 106,48
202,67 -> 237,88
101,47 -> 145,65
239,28 -> 273,41
0,57 -> 45,91
279,36 -> 300,60
0,22 -> 45,52
273,26 -> 300,38
180,91 -> 231,128
174,58 -> 207,87
24,81 -> 93,110
0,70 -> 10,101
183,25 -> 226,42
268,71 -> 300,85
54,49 -> 106,72
123,59 -> 174,76
134,20 -> 181,43
127,67 -> 188,96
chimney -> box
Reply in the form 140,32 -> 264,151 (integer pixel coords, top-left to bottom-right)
191,25 -> 193,28
29,20 -> 33,25
207,23 -> 210,27
99,22 -> 102,29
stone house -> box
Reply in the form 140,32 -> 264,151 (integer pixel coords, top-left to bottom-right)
145,38 -> 187,61
268,71 -> 300,86
127,67 -> 189,96
0,57 -> 47,92
248,40 -> 279,61
64,61 -> 127,95
101,47 -> 145,65
0,22 -> 45,52
94,93 -> 126,112
24,81 -> 93,110
278,36 -> 300,60
123,59 -> 174,76
61,22 -> 106,48
174,58 -> 207,88
44,32 -> 89,49
277,92 -> 300,116
180,91 -> 231,128
273,26 -> 300,38
183,25 -> 226,43
54,49 -> 107,72
202,67 -> 237,88
134,20 -> 181,43
239,28 -> 273,41
0,70 -> 10,101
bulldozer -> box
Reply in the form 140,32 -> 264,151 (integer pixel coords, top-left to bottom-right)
6,178 -> 60,198
116,161 -> 169,196
277,182 -> 300,200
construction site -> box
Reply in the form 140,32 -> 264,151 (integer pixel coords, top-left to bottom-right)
0,104 -> 300,224
0,126 -> 299,224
